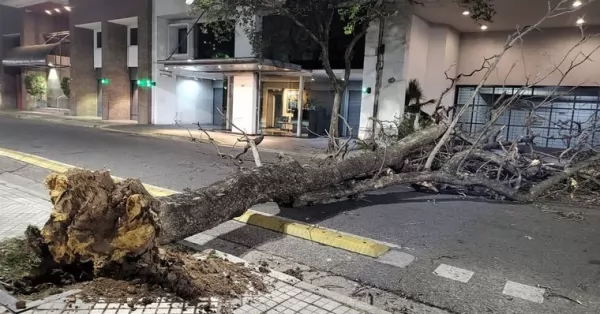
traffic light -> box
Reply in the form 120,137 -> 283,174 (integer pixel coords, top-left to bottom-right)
100,77 -> 109,85
137,79 -> 156,88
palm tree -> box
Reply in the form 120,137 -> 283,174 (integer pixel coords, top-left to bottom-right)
404,79 -> 435,130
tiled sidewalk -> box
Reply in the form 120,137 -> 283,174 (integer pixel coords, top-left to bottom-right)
0,177 -> 389,314
0,179 -> 51,241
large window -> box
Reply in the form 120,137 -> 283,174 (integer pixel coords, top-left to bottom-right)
96,32 -> 102,48
455,86 -> 600,149
130,28 -> 138,46
195,21 -> 235,59
177,28 -> 188,54
261,13 -> 366,70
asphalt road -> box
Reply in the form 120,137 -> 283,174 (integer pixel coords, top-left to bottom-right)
1,116 -> 599,314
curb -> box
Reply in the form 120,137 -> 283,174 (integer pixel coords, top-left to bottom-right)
198,249 -> 392,314
0,111 -> 322,159
235,210 -> 390,257
0,147 -> 178,197
0,147 -> 391,258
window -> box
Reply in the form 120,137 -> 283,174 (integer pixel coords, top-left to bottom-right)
130,28 -> 138,46
454,86 -> 600,149
177,27 -> 188,54
96,31 -> 102,48
195,21 -> 235,59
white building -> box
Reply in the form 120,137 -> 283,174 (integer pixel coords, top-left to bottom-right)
152,0 -> 600,147
151,0 -> 368,138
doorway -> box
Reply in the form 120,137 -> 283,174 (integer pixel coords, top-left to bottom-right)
213,87 -> 224,126
130,81 -> 139,121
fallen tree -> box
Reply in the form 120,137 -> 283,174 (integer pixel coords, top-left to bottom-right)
4,0 -> 600,301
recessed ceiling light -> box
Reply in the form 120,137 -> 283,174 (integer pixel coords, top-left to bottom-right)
573,0 -> 582,7
462,10 -> 470,16
576,18 -> 585,25
54,8 -> 60,12
218,65 -> 222,69
480,25 -> 488,30
64,6 -> 71,11
45,10 -> 52,15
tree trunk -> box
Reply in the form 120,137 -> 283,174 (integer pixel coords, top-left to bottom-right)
371,16 -> 386,137
38,124 -> 448,266
328,89 -> 344,151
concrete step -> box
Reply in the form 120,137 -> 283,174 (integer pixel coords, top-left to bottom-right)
32,107 -> 71,116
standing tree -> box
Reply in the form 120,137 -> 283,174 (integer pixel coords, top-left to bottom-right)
61,77 -> 71,98
189,0 -> 496,151
5,1 -> 598,302
24,73 -> 47,103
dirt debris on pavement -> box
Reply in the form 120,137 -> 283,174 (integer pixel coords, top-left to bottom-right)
0,169 -> 268,306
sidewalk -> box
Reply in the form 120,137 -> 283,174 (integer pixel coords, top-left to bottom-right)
0,110 -> 339,157
0,174 -> 389,314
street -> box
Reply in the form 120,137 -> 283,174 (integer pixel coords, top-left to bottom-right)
1,115 -> 599,314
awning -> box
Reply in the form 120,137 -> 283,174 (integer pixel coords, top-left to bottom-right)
157,57 -> 308,74
2,43 -> 59,67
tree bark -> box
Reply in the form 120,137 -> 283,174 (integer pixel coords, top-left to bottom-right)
327,89 -> 344,150
158,124 -> 447,244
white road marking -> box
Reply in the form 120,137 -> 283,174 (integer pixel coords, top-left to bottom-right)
377,250 -> 415,268
433,264 -> 474,283
502,281 -> 545,303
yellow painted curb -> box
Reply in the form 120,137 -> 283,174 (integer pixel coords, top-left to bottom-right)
0,147 -> 391,257
0,147 -> 178,197
234,210 -> 390,258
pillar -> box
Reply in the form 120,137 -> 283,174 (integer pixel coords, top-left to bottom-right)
101,21 -> 130,120
137,0 -> 152,124
358,2 -> 412,139
296,76 -> 305,137
422,26 -> 459,115
70,26 -> 97,116
230,74 -> 258,134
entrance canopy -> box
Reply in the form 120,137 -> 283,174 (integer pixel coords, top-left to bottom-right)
157,58 -> 311,76
2,43 -> 60,68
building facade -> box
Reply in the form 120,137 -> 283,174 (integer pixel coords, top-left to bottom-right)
410,0 -> 600,148
2,0 -> 599,148
69,0 -> 152,123
151,0 -> 367,137
0,0 -> 70,112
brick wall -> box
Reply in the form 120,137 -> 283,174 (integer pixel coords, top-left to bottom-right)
0,5 -> 24,109
70,26 -> 97,116
101,22 -> 130,120
137,0 -> 152,124
69,0 -> 152,122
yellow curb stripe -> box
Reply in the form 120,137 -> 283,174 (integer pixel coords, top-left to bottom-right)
234,210 -> 390,257
0,147 -> 390,258
0,147 -> 178,197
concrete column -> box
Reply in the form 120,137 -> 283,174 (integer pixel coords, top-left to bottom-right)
70,26 -> 97,116
423,26 -> 459,114
358,2 -> 412,139
296,76 -> 305,137
138,0 -> 153,124
101,21 -> 130,120
231,74 -> 258,134
0,6 -> 24,109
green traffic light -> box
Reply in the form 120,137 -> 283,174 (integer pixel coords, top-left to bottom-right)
137,79 -> 156,88
100,78 -> 109,85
